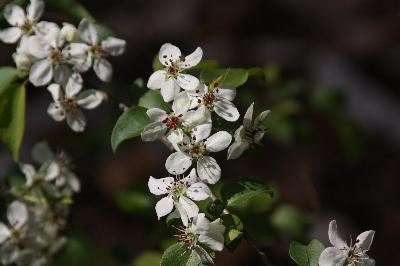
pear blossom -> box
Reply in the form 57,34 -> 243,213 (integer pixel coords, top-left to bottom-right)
227,102 -> 270,160
141,92 -> 211,143
0,0 -> 44,44
147,43 -> 203,102
31,142 -> 80,195
175,213 -> 225,264
27,23 -> 76,86
77,19 -> 126,82
319,220 -> 375,266
148,169 -> 212,226
19,161 -> 59,187
189,83 -> 239,122
0,201 -> 29,245
166,130 -> 232,184
47,73 -> 103,132
13,36 -> 33,71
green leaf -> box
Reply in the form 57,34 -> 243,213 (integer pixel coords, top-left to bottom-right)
138,90 -> 171,112
115,185 -> 156,215
200,68 -> 248,88
221,214 -> 244,250
132,251 -> 162,266
160,243 -> 206,266
152,54 -> 164,71
46,0 -> 94,21
221,179 -> 274,213
289,239 -> 325,266
0,68 -> 26,161
166,209 -> 181,226
191,60 -> 219,71
271,204 -> 310,240
111,106 -> 151,152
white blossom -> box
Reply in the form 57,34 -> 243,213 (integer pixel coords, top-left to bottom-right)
141,92 -> 211,144
227,102 -> 270,160
47,73 -> 103,132
319,220 -> 375,266
0,201 -> 29,245
166,130 -> 232,184
189,83 -> 239,122
0,0 -> 44,44
147,43 -> 202,102
77,19 -> 126,82
148,169 -> 212,226
176,213 -> 225,264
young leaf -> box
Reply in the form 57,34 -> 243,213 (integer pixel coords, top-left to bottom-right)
289,239 -> 325,266
160,243 -> 206,266
111,106 -> 151,152
200,68 -> 248,88
132,251 -> 162,266
220,179 -> 274,213
0,70 -> 26,161
138,90 -> 171,112
221,214 -> 244,251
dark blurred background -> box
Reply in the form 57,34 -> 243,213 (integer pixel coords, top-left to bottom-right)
1,0 -> 400,265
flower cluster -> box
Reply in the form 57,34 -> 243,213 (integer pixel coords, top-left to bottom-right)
0,0 -> 126,132
0,143 -> 80,266
146,43 -> 270,263
319,220 -> 375,266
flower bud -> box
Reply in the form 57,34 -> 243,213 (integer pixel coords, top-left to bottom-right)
13,53 -> 32,71
61,23 -> 77,42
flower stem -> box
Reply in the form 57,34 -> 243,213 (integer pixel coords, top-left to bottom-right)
244,232 -> 273,266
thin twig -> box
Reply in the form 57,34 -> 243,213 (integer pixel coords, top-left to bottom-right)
244,232 -> 273,266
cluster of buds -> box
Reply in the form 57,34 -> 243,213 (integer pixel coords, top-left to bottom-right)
0,143 -> 80,266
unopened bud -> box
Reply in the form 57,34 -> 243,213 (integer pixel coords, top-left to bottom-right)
13,53 -> 32,71
61,23 -> 77,42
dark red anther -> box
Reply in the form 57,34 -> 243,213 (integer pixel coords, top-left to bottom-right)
197,99 -> 201,103
204,82 -> 209,86
163,55 -> 167,58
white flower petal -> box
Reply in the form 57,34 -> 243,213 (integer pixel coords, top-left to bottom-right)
65,72 -> 83,97
155,196 -> 174,219
205,131 -> 232,153
47,102 -> 66,122
183,168 -> 197,185
216,87 -> 236,101
160,78 -> 179,102
0,222 -> 10,244
53,64 -> 72,86
197,156 -> 221,184
7,201 -> 28,229
63,43 -> 92,72
27,0 -> 44,22
179,196 -> 199,218
29,59 -> 53,86
318,247 -> 347,266
44,161 -> 60,181
94,58 -> 113,82
214,98 -> 240,122
0,27 -> 23,43
67,173 -> 81,193
28,35 -> 50,59
159,43 -> 181,66
166,130 -> 184,151
328,220 -> 347,249
180,47 -> 202,69
172,91 -> 190,115
101,37 -> 126,56
176,74 -> 199,91
32,142 -> 54,164
186,182 -> 211,201
254,110 -> 270,127
243,102 -> 254,128
199,230 -> 224,252
147,70 -> 166,90
76,90 -> 103,109
175,202 -> 189,226
192,213 -> 210,235
147,108 -> 167,122
4,4 -> 25,26
38,24 -> 64,49
148,176 -> 174,196
20,163 -> 36,183
191,123 -> 212,143
78,19 -> 98,45
355,230 -> 375,252
47,83 -> 62,101
141,122 -> 167,142
66,109 -> 86,132
363,258 -> 376,266
165,152 -> 192,175
182,105 -> 210,128
227,141 -> 249,160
